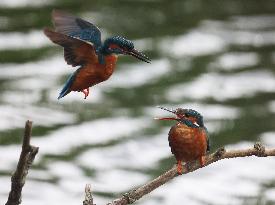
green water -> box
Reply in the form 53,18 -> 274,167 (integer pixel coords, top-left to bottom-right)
1,0 -> 275,204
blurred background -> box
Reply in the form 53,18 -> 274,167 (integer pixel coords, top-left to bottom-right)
1,0 -> 275,204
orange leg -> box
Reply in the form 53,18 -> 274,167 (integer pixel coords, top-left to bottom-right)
177,160 -> 183,175
199,156 -> 206,167
81,88 -> 90,99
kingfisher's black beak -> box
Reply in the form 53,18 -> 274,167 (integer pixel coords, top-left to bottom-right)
125,48 -> 151,63
157,106 -> 177,114
154,106 -> 179,121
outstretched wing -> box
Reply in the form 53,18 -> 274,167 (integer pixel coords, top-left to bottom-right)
52,10 -> 102,51
44,28 -> 98,66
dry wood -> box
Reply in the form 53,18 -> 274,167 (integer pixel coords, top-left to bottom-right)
107,143 -> 275,205
5,121 -> 39,205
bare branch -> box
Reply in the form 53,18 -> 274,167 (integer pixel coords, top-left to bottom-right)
5,120 -> 39,205
83,184 -> 95,205
107,142 -> 275,205
5,121 -> 275,205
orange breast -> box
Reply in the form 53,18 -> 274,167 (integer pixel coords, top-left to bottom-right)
70,55 -> 117,91
168,123 -> 207,162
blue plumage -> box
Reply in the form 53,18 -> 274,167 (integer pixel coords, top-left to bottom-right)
46,10 -> 151,100
180,118 -> 199,128
53,10 -> 103,62
180,109 -> 210,152
53,10 -> 102,47
70,29 -> 101,48
52,10 -> 150,65
105,36 -> 134,49
157,106 -> 210,152
184,109 -> 204,127
69,28 -> 104,64
58,69 -> 79,99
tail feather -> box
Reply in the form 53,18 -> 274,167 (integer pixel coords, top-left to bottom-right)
58,70 -> 78,99
58,88 -> 70,100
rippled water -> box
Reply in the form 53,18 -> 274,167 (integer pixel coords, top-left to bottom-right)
1,1 -> 275,205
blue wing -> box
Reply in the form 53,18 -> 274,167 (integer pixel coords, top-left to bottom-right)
44,28 -> 99,67
58,69 -> 80,99
52,10 -> 102,52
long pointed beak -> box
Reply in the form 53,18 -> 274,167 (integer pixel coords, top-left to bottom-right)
154,117 -> 179,121
155,106 -> 179,121
125,49 -> 151,63
156,106 -> 177,114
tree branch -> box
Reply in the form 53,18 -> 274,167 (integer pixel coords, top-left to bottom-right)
5,120 -> 39,205
107,142 -> 275,205
83,184 -> 96,205
5,121 -> 275,205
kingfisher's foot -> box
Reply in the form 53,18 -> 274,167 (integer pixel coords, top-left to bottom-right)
81,88 -> 90,99
200,156 -> 206,167
177,160 -> 183,175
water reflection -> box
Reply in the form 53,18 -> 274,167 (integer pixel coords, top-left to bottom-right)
0,0 -> 275,205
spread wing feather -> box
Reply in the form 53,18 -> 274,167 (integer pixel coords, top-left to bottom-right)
44,28 -> 98,66
52,10 -> 102,50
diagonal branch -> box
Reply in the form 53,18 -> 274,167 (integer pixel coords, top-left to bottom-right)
107,142 -> 275,205
5,121 -> 275,205
5,120 -> 39,205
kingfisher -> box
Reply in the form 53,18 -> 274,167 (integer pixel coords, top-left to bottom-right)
156,106 -> 210,175
44,10 -> 150,99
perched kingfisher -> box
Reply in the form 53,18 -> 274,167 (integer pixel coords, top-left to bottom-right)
44,10 -> 150,99
156,106 -> 210,175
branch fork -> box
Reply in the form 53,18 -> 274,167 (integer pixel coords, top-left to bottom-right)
5,121 -> 275,205
107,142 -> 275,205
5,121 -> 39,205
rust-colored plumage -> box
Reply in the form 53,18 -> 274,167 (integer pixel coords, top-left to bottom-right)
44,28 -> 116,98
44,10 -> 150,99
69,55 -> 117,91
168,122 -> 208,174
156,106 -> 209,174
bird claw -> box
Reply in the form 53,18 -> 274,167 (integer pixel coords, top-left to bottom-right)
177,161 -> 183,175
200,156 -> 206,167
81,88 -> 90,99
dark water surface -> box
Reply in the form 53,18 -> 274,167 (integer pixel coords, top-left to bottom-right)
1,0 -> 275,204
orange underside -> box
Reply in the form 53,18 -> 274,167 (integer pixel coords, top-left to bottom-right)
70,55 -> 117,91
168,123 -> 208,164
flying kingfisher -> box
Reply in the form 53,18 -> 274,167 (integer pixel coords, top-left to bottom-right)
44,10 -> 151,99
156,106 -> 210,175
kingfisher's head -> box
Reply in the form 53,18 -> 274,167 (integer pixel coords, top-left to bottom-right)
102,36 -> 151,63
155,106 -> 204,128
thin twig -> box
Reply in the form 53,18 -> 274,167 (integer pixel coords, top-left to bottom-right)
5,120 -> 39,205
107,142 -> 275,205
